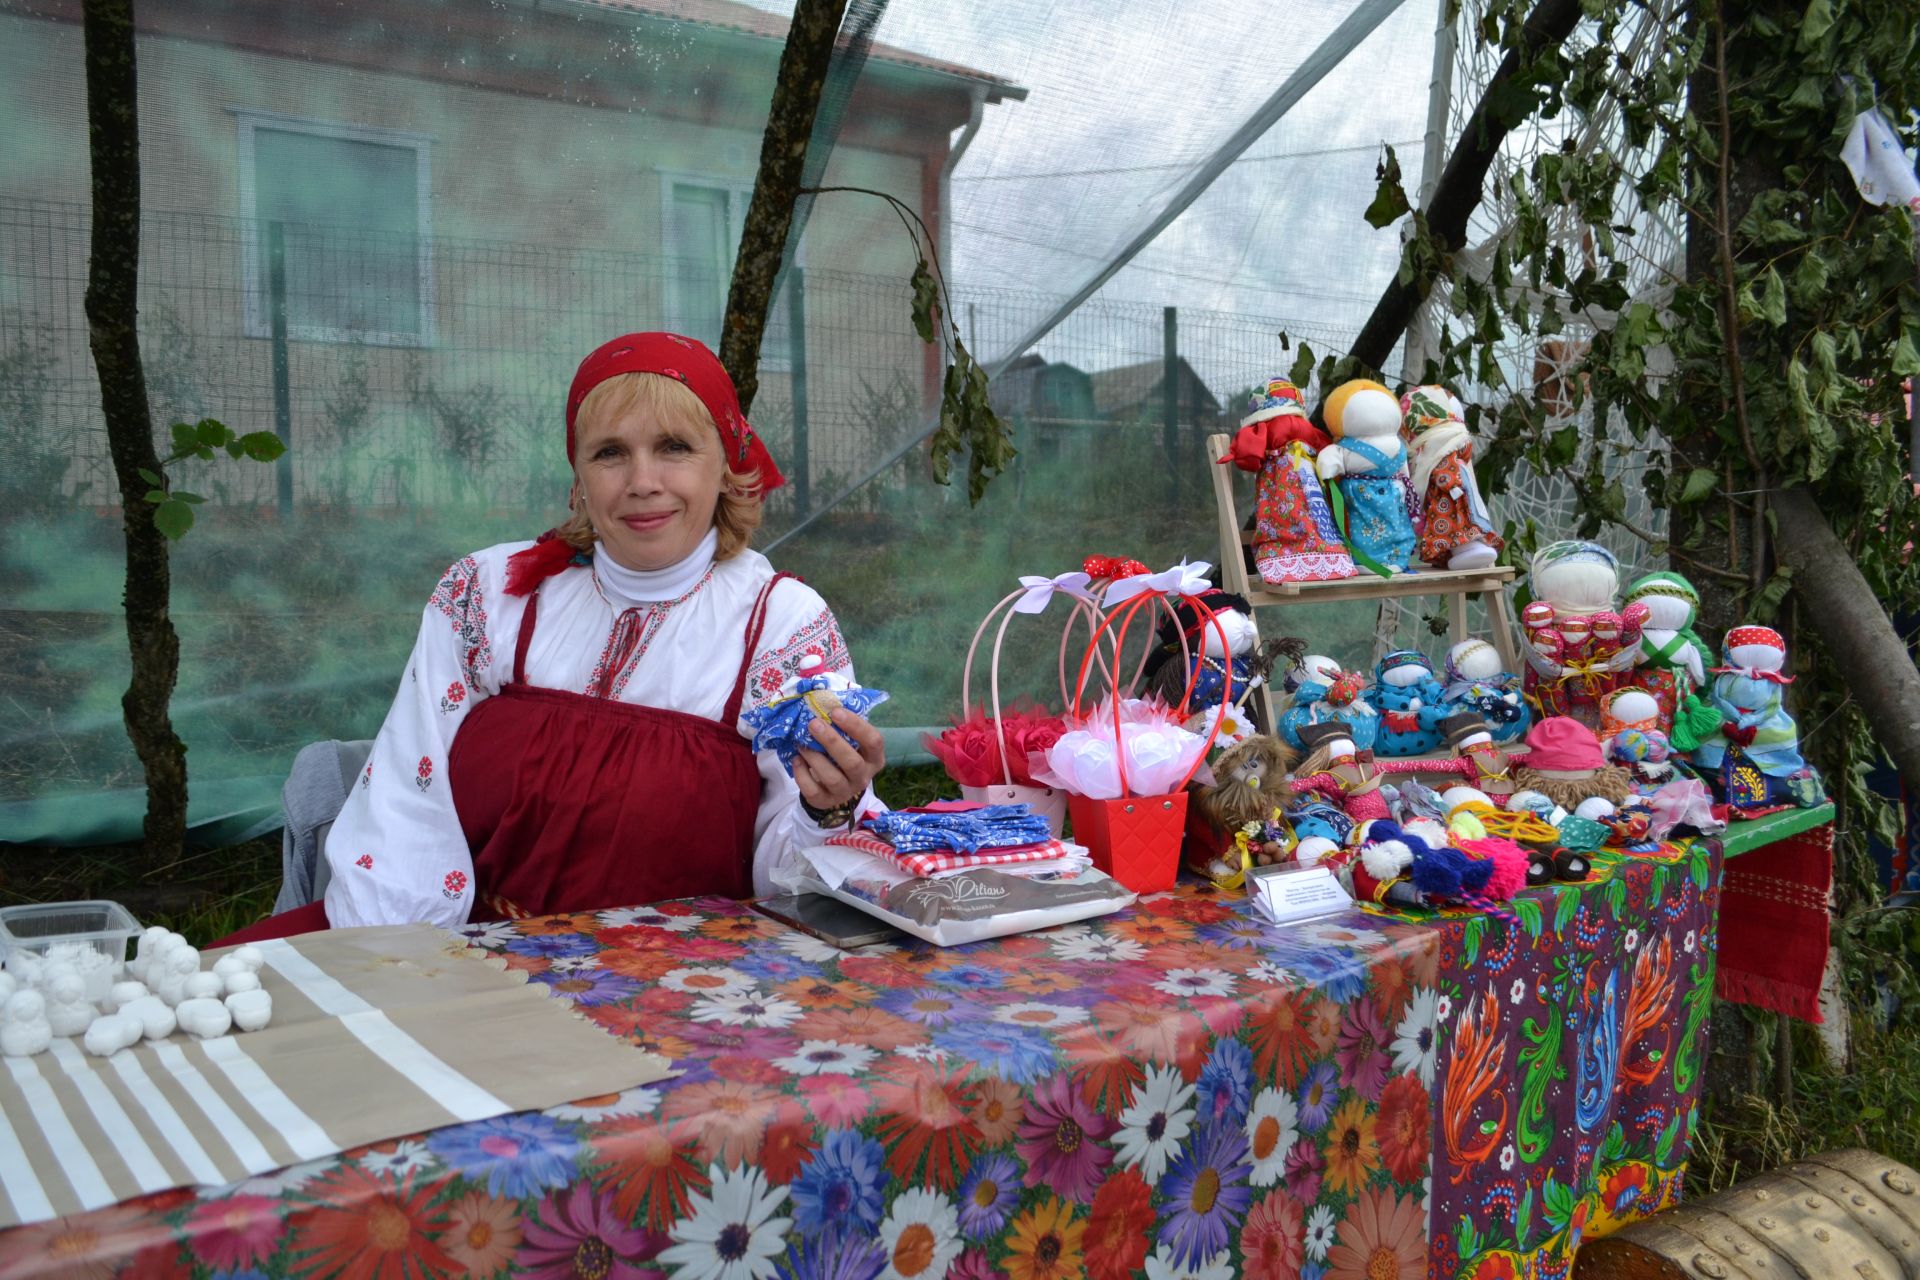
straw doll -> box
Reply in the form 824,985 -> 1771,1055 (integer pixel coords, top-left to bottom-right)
1220,378 -> 1358,584
1403,384 -> 1503,570
1317,379 -> 1419,573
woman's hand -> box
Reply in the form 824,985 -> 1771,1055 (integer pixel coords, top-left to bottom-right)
795,707 -> 887,812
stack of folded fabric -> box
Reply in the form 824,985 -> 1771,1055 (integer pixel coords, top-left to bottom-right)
830,802 -> 1086,879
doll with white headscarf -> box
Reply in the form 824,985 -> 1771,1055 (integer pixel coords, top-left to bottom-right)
1403,385 -> 1503,570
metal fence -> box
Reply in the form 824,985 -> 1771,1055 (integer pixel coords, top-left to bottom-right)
0,197 -> 1361,526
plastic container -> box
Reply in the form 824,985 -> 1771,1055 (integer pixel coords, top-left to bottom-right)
0,900 -> 141,1003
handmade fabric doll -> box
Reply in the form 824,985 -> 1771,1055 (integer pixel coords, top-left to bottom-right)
1369,650 -> 1450,757
739,654 -> 890,775
1403,384 -> 1503,570
1691,626 -> 1826,812
1317,379 -> 1419,573
1278,655 -> 1381,753
1140,587 -> 1299,717
1510,715 -> 1635,810
1405,711 -> 1526,805
1290,721 -> 1394,824
1440,638 -> 1531,742
1520,541 -> 1623,728
1619,571 -> 1723,751
1221,378 -> 1358,584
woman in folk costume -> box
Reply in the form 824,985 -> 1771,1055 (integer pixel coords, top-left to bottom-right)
1218,377 -> 1357,583
1402,384 -> 1503,570
227,334 -> 885,939
1316,379 -> 1420,572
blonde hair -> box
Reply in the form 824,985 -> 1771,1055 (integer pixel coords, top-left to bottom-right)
561,372 -> 763,559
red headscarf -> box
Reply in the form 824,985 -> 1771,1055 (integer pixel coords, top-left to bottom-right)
506,333 -> 786,596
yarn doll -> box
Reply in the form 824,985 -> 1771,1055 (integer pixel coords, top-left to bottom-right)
1317,379 -> 1419,573
1221,377 -> 1358,584
1440,638 -> 1530,743
1510,716 -> 1636,810
1691,625 -> 1826,812
1369,650 -> 1450,757
1402,384 -> 1503,570
1278,655 -> 1381,753
1619,571 -> 1723,750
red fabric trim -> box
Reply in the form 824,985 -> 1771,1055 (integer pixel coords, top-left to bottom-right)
727,573 -> 794,725
504,532 -> 576,598
1716,824 -> 1832,1024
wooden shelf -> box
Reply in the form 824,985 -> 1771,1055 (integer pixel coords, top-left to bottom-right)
1207,432 -> 1522,733
1244,564 -> 1516,606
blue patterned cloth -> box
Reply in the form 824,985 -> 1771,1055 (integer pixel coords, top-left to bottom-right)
739,675 -> 889,774
1368,651 -> 1448,757
1336,436 -> 1417,571
861,805 -> 1053,855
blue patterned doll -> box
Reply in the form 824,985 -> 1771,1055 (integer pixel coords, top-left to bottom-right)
1278,655 -> 1380,753
1440,638 -> 1531,744
1690,625 -> 1825,812
1369,650 -> 1450,757
1317,379 -> 1419,573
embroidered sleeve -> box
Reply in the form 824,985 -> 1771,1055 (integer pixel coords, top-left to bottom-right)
427,555 -> 495,690
744,603 -> 851,710
324,554 -> 499,928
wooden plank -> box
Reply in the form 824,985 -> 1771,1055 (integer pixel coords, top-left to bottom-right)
1721,803 -> 1836,859
1207,433 -> 1279,732
1245,569 -> 1512,607
1484,585 -> 1521,672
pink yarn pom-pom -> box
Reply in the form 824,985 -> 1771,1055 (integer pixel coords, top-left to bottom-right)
1458,836 -> 1529,901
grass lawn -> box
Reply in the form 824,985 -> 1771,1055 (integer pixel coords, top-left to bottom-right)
5,756 -> 1914,1197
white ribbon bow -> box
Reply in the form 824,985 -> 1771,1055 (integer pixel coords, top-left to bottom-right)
1104,559 -> 1214,605
1012,571 -> 1095,614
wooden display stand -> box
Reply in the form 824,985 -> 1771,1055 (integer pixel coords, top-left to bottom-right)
1206,432 -> 1520,733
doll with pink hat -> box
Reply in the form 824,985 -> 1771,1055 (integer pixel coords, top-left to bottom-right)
1510,716 -> 1636,810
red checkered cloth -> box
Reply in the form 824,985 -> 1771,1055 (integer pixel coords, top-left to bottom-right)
1717,823 -> 1832,1023
824,830 -> 1076,878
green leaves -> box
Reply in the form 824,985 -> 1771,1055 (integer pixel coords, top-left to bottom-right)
1678,467 -> 1718,504
143,418 -> 286,540
1798,0 -> 1835,48
1364,144 -> 1413,229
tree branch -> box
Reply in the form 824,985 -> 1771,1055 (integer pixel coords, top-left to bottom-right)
1346,0 -> 1589,374
83,0 -> 186,861
718,0 -> 853,415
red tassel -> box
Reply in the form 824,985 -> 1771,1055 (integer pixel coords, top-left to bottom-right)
504,530 -> 578,597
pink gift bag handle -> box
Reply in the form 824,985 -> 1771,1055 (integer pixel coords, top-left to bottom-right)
1069,590 -> 1231,800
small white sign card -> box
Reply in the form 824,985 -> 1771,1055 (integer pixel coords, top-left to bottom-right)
1249,862 -> 1351,926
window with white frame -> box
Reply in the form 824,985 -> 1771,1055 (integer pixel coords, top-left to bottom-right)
660,174 -> 794,369
236,111 -> 434,346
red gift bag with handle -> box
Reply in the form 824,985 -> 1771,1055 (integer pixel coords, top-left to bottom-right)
1063,583 -> 1230,894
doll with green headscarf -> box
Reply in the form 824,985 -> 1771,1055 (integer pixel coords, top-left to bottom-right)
1619,571 -> 1723,751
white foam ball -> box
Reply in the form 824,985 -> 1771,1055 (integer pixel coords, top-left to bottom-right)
83,1013 -> 141,1057
221,970 -> 261,995
175,997 -> 232,1040
224,989 -> 273,1032
121,995 -> 177,1041
182,972 -> 225,1002
1573,797 -> 1617,821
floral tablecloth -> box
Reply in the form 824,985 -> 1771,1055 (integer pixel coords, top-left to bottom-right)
1422,838 -> 1721,1280
0,842 -> 1719,1280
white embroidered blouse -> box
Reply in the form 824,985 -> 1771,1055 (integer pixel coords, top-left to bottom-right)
322,538 -> 869,928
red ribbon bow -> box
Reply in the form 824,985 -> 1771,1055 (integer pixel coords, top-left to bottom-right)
1081,555 -> 1151,581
